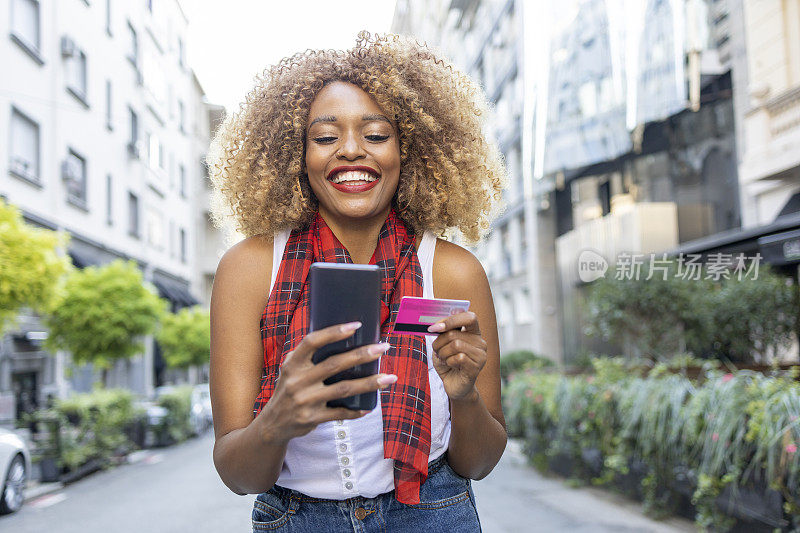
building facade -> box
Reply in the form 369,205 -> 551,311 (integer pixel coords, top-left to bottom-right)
393,0 -> 564,361
393,0 -> 748,363
0,0 -> 220,425
737,0 -> 800,228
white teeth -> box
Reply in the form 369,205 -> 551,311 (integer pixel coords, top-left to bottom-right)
330,171 -> 378,184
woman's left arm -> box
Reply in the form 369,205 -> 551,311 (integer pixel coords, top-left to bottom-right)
430,241 -> 507,480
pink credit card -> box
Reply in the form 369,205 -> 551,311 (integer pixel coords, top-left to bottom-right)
391,296 -> 471,336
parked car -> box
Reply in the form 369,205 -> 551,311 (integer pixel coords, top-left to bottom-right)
0,427 -> 31,514
190,383 -> 213,436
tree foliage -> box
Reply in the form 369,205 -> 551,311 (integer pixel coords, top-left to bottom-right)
155,306 -> 210,370
0,198 -> 72,333
585,260 -> 799,362
43,259 -> 167,379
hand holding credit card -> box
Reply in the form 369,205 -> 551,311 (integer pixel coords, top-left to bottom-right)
391,296 -> 471,335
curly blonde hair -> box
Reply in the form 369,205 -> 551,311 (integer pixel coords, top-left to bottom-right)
207,30 -> 508,245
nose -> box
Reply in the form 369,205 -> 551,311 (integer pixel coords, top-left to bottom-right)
336,130 -> 366,160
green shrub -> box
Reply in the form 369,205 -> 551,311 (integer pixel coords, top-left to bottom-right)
504,366 -> 800,530
25,388 -> 145,472
585,261 -> 798,364
500,350 -> 554,383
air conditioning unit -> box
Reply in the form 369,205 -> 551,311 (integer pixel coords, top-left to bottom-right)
60,35 -> 76,57
11,157 -> 30,177
61,159 -> 78,182
127,140 -> 143,158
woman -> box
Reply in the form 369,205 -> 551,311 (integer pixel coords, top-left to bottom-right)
208,31 -> 508,532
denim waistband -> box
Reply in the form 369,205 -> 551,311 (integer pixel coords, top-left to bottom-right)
270,451 -> 449,504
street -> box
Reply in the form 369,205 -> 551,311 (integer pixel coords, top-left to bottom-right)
2,433 -> 695,532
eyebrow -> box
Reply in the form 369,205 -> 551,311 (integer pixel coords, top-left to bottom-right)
307,113 -> 392,129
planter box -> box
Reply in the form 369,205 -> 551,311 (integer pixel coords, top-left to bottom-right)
715,483 -> 787,530
613,458 -> 647,500
60,457 -> 104,484
38,456 -> 61,483
580,447 -> 603,477
548,451 -> 575,478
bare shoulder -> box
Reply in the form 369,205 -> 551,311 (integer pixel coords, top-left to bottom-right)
431,238 -> 488,300
215,234 -> 274,292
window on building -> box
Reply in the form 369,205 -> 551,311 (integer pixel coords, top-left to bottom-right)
105,0 -> 112,35
10,0 -> 42,62
169,219 -> 176,257
105,80 -> 113,130
599,179 -> 611,216
127,21 -> 138,67
146,206 -> 165,250
64,149 -> 87,207
64,40 -> 88,105
179,164 -> 186,198
146,132 -> 164,171
179,227 -> 186,263
578,81 -> 597,118
106,174 -> 113,225
128,107 -> 139,156
177,36 -> 185,68
9,107 -> 40,184
142,34 -> 168,113
519,211 -> 528,266
128,192 -> 140,237
500,224 -> 511,277
178,100 -> 185,133
515,288 -> 533,324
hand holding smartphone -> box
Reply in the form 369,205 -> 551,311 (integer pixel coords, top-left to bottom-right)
309,262 -> 382,411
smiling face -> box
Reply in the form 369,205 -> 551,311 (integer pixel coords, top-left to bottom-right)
305,81 -> 401,228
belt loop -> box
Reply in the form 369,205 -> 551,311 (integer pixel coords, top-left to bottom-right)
288,492 -> 301,514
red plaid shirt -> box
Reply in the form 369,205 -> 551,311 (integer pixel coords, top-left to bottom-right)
253,207 -> 432,504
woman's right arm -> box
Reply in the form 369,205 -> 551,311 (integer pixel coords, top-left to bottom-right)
210,235 -> 396,495
210,235 -> 284,495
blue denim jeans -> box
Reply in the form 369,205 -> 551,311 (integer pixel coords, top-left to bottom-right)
252,452 -> 482,532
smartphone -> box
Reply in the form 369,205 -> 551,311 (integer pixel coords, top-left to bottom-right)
309,262 -> 382,411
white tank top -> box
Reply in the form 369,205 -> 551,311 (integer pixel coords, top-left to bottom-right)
268,228 -> 451,499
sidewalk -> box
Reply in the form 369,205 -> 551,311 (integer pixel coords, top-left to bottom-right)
471,439 -> 697,533
22,448 -> 159,505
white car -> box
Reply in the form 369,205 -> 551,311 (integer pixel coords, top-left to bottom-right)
190,383 -> 213,435
0,427 -> 31,514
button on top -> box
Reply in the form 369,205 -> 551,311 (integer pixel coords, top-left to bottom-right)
337,430 -> 346,439
345,481 -> 354,490
355,507 -> 367,520
341,456 -> 350,465
335,420 -> 344,426
343,469 -> 351,477
339,443 -> 347,452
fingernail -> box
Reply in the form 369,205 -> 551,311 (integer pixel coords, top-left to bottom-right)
368,342 -> 391,355
427,322 -> 445,332
341,321 -> 362,332
377,374 -> 398,386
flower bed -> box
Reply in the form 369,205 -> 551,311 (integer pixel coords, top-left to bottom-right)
504,359 -> 800,531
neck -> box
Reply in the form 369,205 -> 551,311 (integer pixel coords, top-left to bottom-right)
318,205 -> 392,264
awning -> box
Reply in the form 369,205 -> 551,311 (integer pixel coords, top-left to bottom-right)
151,277 -> 198,309
758,228 -> 800,266
667,211 -> 800,258
68,248 -> 103,268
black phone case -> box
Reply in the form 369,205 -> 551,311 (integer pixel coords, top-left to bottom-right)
309,262 -> 382,411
